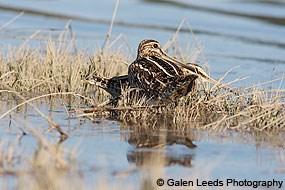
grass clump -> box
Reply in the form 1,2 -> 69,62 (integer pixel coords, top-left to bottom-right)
97,82 -> 284,132
0,33 -> 128,98
0,33 -> 284,132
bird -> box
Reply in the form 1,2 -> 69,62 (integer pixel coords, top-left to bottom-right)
128,39 -> 200,102
85,39 -> 238,103
128,39 -> 238,98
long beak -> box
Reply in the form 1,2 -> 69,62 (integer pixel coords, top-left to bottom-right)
161,50 -> 200,75
160,49 -> 239,95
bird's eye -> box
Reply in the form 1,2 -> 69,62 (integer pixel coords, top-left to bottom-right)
153,44 -> 158,48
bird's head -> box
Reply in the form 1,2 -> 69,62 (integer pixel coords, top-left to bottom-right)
136,39 -> 187,65
137,39 -> 163,59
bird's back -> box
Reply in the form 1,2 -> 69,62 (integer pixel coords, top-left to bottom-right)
128,57 -> 197,101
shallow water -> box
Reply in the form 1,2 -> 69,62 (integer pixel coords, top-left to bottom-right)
0,0 -> 285,189
0,100 -> 284,189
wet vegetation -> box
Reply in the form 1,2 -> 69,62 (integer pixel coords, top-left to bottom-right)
1,31 -> 283,133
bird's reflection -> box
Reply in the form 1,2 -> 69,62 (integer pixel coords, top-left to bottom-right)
125,129 -> 197,168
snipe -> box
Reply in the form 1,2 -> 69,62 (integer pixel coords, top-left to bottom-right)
128,40 -> 199,101
85,39 -> 238,102
128,39 -> 238,99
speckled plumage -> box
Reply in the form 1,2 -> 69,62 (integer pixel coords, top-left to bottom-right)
128,39 -> 198,101
86,39 -> 237,102
128,39 -> 238,99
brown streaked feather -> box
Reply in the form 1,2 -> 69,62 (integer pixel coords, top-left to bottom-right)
128,54 -> 198,101
128,39 -> 201,101
154,74 -> 197,102
86,39 -> 236,103
130,39 -> 239,97
129,57 -> 183,89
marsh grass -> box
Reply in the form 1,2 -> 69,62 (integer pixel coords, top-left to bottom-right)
0,31 -> 129,99
109,82 -> 284,132
1,31 -> 284,132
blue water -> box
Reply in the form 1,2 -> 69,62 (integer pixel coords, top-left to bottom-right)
0,97 -> 284,188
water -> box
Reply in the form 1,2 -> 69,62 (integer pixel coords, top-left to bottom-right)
0,100 -> 284,189
0,102 -> 284,189
0,0 -> 284,189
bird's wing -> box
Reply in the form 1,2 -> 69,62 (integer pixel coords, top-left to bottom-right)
128,57 -> 182,92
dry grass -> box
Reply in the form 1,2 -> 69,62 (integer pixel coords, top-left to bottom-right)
112,83 -> 284,132
78,78 -> 284,132
0,32 -> 128,98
